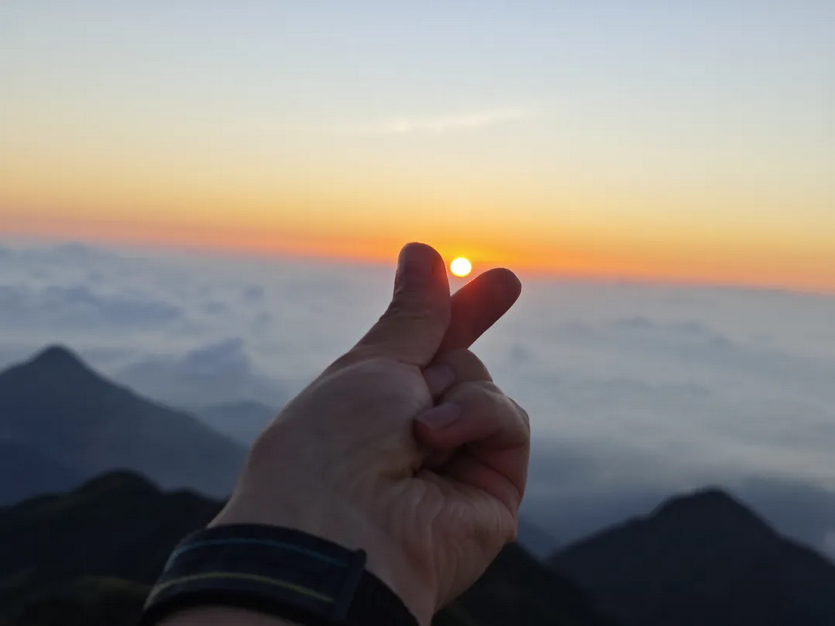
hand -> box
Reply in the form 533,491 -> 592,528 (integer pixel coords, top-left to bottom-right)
212,243 -> 529,626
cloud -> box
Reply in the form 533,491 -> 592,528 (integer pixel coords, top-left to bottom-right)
522,440 -> 835,558
0,284 -> 183,329
242,285 -> 264,302
329,106 -> 532,135
117,338 -> 286,407
2,242 -> 835,556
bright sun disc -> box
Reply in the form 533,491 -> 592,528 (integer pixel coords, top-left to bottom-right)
450,257 -> 473,278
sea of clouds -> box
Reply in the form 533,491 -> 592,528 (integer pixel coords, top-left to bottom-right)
2,241 -> 835,556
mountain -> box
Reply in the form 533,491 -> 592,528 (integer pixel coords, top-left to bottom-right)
7,577 -> 150,626
551,488 -> 835,626
0,440 -> 83,505
455,542 -> 621,626
0,471 -> 221,625
0,471 -> 617,626
0,346 -> 246,497
195,400 -> 277,445
516,517 -> 560,559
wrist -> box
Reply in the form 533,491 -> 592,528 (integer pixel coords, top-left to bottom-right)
211,492 -> 435,626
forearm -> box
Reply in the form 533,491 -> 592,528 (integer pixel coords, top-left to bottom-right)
157,606 -> 299,626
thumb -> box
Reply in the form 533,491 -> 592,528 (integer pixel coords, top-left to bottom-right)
346,242 -> 451,367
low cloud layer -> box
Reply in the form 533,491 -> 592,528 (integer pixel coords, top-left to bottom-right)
2,241 -> 835,555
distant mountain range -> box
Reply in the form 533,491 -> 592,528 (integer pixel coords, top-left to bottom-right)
0,346 -> 246,498
0,440 -> 82,506
194,400 -> 277,445
4,344 -> 835,625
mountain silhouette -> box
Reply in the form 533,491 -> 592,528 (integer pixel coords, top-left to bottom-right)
551,487 -> 835,625
196,400 -> 277,445
0,345 -> 246,498
0,471 -> 619,626
516,517 -> 560,559
456,541 -> 621,626
0,471 -> 221,625
0,439 -> 83,505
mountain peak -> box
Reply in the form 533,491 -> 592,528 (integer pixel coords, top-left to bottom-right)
29,345 -> 87,371
21,344 -> 103,385
0,344 -> 113,398
0,344 -> 246,499
651,487 -> 772,534
654,487 -> 741,514
76,470 -> 161,498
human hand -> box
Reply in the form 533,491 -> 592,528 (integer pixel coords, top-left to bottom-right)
212,243 -> 529,626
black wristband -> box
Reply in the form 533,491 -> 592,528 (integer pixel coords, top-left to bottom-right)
138,525 -> 418,626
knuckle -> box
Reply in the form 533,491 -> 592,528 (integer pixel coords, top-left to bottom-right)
509,398 -> 531,438
510,398 -> 530,425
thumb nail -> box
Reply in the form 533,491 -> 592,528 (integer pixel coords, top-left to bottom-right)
397,243 -> 439,291
417,403 -> 462,429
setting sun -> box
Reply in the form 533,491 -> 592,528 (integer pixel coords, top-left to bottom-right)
450,257 -> 473,278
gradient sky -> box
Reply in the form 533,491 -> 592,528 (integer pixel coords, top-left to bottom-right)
1,1 -> 833,291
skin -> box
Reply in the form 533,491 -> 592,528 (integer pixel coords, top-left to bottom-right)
158,243 -> 529,626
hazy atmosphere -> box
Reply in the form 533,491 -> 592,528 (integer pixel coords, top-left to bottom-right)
3,241 -> 834,556
2,3 -> 834,624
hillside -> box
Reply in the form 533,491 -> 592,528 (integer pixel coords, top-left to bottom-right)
457,541 -> 621,626
0,346 -> 246,497
0,471 -> 221,624
551,488 -> 835,626
0,472 -> 617,626
0,440 -> 82,505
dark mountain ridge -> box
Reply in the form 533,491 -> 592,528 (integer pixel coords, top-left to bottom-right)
552,487 -> 835,626
0,471 -> 619,626
0,471 -> 221,625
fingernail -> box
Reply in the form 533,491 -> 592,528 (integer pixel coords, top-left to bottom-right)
417,403 -> 461,429
397,243 -> 438,290
423,364 -> 456,396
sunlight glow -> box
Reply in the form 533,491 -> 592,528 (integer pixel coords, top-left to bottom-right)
450,257 -> 473,278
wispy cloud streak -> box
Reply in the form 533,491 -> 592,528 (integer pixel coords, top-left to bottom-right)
328,106 -> 532,135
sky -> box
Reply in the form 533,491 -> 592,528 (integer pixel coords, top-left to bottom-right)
1,1 -> 833,292
2,241 -> 835,556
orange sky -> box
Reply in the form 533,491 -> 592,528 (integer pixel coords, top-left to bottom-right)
1,2 -> 833,294
4,202 -> 833,294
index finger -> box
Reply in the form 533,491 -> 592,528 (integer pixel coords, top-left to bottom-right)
436,268 -> 522,355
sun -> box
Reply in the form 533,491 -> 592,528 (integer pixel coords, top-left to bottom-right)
450,257 -> 473,278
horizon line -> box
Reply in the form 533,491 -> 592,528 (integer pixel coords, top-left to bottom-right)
3,229 -> 834,299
